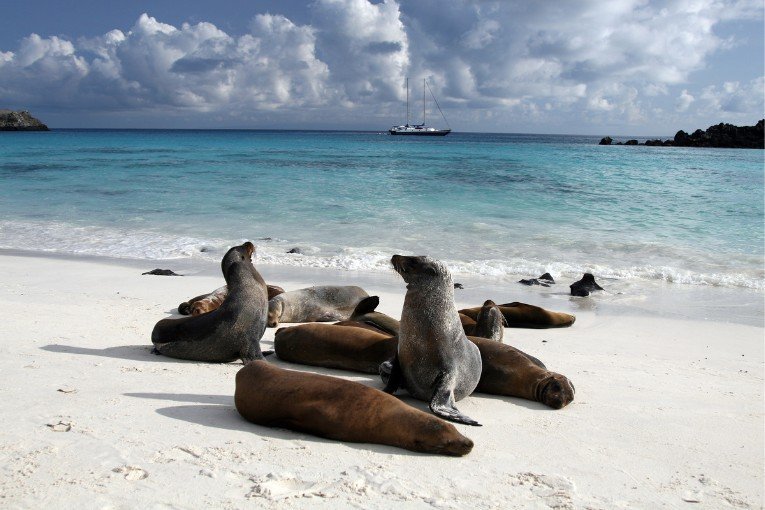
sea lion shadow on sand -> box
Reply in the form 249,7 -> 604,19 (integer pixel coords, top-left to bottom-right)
155,402 -> 451,457
40,343 -> 191,363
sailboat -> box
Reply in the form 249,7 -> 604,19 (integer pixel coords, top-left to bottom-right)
389,78 -> 451,136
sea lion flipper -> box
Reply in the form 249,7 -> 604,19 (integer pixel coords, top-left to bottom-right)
380,354 -> 403,394
430,372 -> 481,427
350,296 -> 380,318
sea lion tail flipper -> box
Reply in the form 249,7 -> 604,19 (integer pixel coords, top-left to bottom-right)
380,354 -> 403,394
350,296 -> 380,318
430,372 -> 481,427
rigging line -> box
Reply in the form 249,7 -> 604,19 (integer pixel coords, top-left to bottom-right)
425,80 -> 450,129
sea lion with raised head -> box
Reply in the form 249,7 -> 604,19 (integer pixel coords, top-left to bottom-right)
151,242 -> 268,362
570,273 -> 604,297
384,255 -> 482,426
459,301 -> 575,329
234,361 -> 474,456
462,300 -> 506,342
178,284 -> 285,316
267,285 -> 369,327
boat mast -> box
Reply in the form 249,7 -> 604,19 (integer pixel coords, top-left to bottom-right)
406,77 -> 410,126
423,79 -> 426,125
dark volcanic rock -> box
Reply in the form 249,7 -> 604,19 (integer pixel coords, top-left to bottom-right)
538,272 -> 555,284
286,247 -> 303,254
142,269 -> 182,276
453,283 -> 464,289
570,273 -> 603,297
598,120 -> 764,149
0,110 -> 49,131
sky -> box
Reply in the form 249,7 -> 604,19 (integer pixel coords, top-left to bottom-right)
0,0 -> 763,135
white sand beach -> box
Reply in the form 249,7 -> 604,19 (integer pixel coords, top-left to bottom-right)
0,251 -> 762,509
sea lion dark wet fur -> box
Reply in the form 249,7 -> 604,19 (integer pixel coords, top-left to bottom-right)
459,301 -> 575,329
384,255 -> 482,426
151,242 -> 268,362
235,361 -> 473,456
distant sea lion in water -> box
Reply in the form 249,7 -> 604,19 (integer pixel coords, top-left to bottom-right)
570,273 -> 604,297
143,268 -> 182,276
178,284 -> 284,316
459,302 -> 575,329
151,242 -> 268,362
267,286 -> 369,327
519,272 -> 555,287
383,255 -> 482,426
235,361 -> 474,456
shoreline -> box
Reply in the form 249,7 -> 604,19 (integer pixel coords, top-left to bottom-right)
0,250 -> 763,508
3,247 -> 762,327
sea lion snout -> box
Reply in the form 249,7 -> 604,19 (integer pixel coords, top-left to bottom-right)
538,374 -> 575,409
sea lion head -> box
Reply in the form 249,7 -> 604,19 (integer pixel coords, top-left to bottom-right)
221,242 -> 255,275
390,255 -> 451,286
537,374 -> 575,409
267,298 -> 284,328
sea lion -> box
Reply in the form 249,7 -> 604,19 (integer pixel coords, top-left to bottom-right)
570,273 -> 604,297
178,284 -> 285,316
234,361 -> 473,456
344,296 -> 400,336
267,286 -> 369,327
384,255 -> 482,426
459,301 -> 575,329
470,335 -> 575,409
274,323 -> 396,374
143,268 -> 181,276
151,242 -> 268,362
462,300 -> 506,342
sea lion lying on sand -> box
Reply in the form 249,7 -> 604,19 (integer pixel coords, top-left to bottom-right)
178,284 -> 285,316
267,285 -> 369,327
459,302 -> 575,329
151,242 -> 268,362
234,361 -> 474,456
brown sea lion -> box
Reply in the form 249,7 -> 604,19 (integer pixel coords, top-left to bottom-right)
178,284 -> 285,316
234,361 -> 474,456
151,242 -> 268,362
470,335 -> 575,409
384,255 -> 482,426
345,296 -> 400,336
274,323 -> 396,374
459,301 -> 575,329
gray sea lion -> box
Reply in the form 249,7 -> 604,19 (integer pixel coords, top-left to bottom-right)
344,296 -> 401,336
267,285 -> 369,327
151,242 -> 268,362
235,361 -> 473,456
459,302 -> 575,329
384,255 -> 482,426
178,284 -> 285,316
462,300 -> 506,342
143,268 -> 181,276
274,323 -> 396,374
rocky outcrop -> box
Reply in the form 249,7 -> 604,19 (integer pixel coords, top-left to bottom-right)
0,110 -> 49,131
599,120 -> 763,149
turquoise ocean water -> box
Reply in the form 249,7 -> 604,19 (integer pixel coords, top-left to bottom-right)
1,129 -> 763,295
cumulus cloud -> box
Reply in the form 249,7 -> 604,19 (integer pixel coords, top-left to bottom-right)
0,0 -> 761,131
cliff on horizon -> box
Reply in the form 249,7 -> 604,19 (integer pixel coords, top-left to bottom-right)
600,119 -> 764,149
0,110 -> 49,131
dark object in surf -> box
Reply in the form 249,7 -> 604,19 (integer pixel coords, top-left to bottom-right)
142,269 -> 182,276
287,247 -> 303,254
454,283 -> 464,289
569,273 -> 603,297
519,273 -> 555,287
